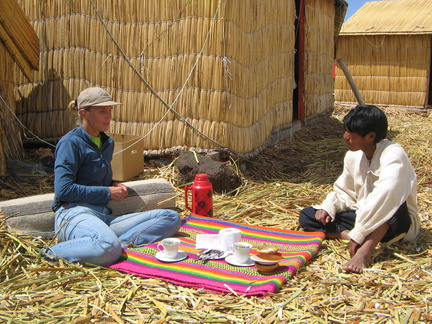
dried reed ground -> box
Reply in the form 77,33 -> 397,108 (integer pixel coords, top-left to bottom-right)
1,105 -> 431,323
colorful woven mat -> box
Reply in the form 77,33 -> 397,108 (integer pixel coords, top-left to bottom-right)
109,214 -> 324,296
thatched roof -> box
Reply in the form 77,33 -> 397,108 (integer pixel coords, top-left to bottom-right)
341,0 -> 432,35
0,0 -> 39,80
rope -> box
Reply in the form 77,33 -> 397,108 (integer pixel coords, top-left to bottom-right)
2,1 -> 249,159
2,1 -> 236,157
88,0 -> 239,157
361,35 -> 386,48
0,94 -> 55,148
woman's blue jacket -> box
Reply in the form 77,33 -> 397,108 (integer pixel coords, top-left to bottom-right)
52,126 -> 114,212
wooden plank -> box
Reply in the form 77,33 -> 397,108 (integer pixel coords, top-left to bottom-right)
0,179 -> 176,238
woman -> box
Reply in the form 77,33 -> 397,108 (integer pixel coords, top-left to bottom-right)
44,87 -> 181,266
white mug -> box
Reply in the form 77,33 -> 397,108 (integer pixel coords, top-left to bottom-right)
157,238 -> 180,259
230,242 -> 252,264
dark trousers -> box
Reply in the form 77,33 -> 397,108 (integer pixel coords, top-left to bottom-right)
299,202 -> 411,243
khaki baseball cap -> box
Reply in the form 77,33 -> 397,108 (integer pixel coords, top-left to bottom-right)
77,87 -> 122,109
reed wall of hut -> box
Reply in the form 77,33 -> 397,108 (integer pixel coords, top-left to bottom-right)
303,0 -> 335,118
335,35 -> 431,108
13,0 -> 338,157
334,0 -> 432,109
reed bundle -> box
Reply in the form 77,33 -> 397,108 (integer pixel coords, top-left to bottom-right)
1,105 -> 431,323
0,0 -> 39,80
0,45 -> 25,174
11,0 -> 335,156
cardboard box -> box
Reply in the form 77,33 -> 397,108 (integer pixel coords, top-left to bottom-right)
108,134 -> 144,181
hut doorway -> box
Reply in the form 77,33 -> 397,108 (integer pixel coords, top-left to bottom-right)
293,0 -> 305,121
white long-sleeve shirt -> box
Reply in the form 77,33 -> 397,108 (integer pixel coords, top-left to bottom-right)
314,139 -> 420,245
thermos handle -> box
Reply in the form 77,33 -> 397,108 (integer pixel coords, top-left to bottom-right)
184,185 -> 192,212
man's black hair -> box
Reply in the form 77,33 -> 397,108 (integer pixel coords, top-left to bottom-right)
343,105 -> 388,143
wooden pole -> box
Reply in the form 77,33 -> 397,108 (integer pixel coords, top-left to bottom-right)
336,58 -> 365,105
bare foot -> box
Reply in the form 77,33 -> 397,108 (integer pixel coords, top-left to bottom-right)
342,250 -> 371,274
341,222 -> 389,274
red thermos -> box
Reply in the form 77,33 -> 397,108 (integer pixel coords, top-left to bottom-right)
184,173 -> 213,217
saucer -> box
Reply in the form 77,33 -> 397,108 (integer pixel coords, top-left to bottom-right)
155,251 -> 188,262
225,255 -> 254,267
250,255 -> 283,264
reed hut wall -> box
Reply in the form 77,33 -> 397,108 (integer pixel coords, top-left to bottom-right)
335,35 -> 431,108
13,0 -> 338,157
334,0 -> 432,109
303,0 -> 336,118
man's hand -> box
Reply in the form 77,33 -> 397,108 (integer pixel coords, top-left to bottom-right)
109,182 -> 128,202
315,209 -> 331,225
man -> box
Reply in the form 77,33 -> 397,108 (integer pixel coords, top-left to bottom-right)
299,105 -> 420,273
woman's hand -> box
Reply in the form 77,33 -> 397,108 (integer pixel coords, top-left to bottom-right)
109,182 -> 128,202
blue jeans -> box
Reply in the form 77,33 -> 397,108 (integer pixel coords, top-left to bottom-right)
45,203 -> 181,266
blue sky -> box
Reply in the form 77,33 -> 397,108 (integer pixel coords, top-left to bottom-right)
344,0 -> 396,22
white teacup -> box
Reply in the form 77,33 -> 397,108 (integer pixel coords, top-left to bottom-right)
157,238 -> 180,259
230,242 -> 252,264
